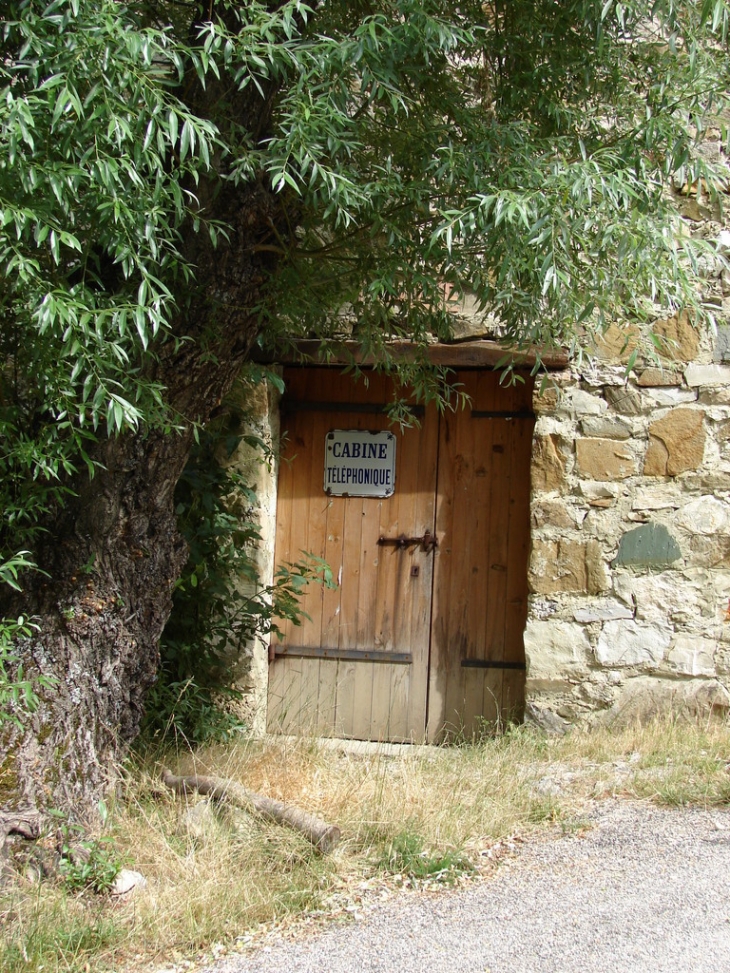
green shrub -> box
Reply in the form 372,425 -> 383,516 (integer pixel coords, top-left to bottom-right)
142,403 -> 333,745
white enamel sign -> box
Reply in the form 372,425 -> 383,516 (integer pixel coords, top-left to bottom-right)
325,429 -> 396,497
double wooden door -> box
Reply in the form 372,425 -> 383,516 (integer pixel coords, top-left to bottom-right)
267,367 -> 534,742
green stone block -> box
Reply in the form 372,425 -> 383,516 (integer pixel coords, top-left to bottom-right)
614,523 -> 681,568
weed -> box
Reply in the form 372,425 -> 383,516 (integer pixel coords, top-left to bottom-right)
526,798 -> 561,824
57,837 -> 122,894
638,771 -> 730,808
377,830 -> 473,884
559,814 -> 592,835
53,803 -> 125,894
0,892 -> 123,973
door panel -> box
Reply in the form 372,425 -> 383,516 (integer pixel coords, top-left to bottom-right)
426,372 -> 534,740
267,368 -> 438,741
267,366 -> 533,742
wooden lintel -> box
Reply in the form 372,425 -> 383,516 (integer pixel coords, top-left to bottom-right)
254,339 -> 569,371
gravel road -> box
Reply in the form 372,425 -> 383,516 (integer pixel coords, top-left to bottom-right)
198,800 -> 730,973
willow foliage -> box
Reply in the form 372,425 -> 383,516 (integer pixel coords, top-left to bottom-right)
1,0 -> 729,556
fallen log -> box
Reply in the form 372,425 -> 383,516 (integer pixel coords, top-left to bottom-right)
160,769 -> 341,853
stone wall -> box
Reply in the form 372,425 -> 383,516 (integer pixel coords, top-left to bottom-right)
228,165 -> 730,734
526,315 -> 730,727
229,325 -> 730,733
222,377 -> 281,736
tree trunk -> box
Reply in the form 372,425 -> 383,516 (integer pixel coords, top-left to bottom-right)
0,0 -> 299,821
0,177 -> 286,821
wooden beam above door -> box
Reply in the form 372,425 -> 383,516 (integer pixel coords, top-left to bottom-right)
254,339 -> 569,371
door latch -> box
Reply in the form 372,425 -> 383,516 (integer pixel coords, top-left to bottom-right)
377,530 -> 438,553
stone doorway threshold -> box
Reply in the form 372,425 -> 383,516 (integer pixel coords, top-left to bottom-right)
265,734 -> 437,759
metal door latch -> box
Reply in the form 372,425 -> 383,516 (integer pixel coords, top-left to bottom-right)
377,530 -> 438,553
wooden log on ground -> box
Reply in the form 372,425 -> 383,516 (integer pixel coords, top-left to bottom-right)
160,769 -> 341,853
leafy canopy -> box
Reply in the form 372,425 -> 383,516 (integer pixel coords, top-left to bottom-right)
1,0 -> 730,561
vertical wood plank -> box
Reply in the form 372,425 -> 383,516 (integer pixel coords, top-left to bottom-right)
429,370 -> 534,740
502,380 -> 534,723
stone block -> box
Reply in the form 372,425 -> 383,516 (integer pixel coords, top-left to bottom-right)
577,679 -> 615,706
678,196 -> 711,221
667,635 -> 717,675
699,387 -> 730,405
595,620 -> 671,667
559,389 -> 607,417
643,408 -> 705,476
523,702 -> 570,735
575,438 -> 636,480
599,676 -> 730,727
604,386 -> 649,415
614,523 -> 682,568
524,620 -> 592,677
578,481 -> 620,500
573,600 -> 635,623
674,496 -> 730,535
688,534 -> 730,567
525,678 -> 574,693
529,539 -> 609,594
685,472 -> 730,493
630,487 -> 681,511
592,322 -> 641,363
531,500 -> 581,529
531,434 -> 567,492
613,572 -> 711,625
533,386 -> 559,414
636,367 -> 683,387
580,416 -> 632,440
580,363 -> 630,388
645,387 -> 698,407
653,311 -> 699,362
685,363 -> 730,387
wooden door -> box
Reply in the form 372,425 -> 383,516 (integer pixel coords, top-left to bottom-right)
426,372 -> 534,739
267,368 -> 439,742
267,367 -> 534,742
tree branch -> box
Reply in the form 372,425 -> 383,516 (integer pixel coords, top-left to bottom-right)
160,768 -> 341,852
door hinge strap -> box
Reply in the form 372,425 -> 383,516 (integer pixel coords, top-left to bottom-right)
274,646 -> 412,664
461,659 -> 526,671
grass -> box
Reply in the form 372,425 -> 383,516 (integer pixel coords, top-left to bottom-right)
2,716 -> 730,973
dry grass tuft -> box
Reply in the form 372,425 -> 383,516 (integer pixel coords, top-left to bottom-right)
2,716 -> 730,973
